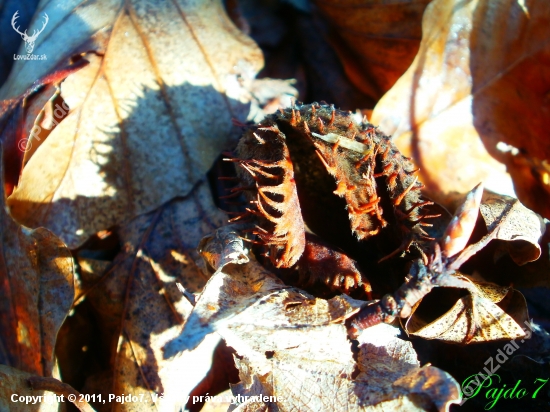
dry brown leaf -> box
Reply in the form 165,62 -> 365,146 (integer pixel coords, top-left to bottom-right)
198,225 -> 250,275
0,149 -> 74,375
0,61 -> 87,195
4,0 -> 263,248
314,0 -> 431,102
395,192 -> 540,343
493,222 -> 550,289
469,0 -> 550,219
230,322 -> 460,411
405,279 -> 529,343
164,245 -> 290,357
447,190 -> 545,271
371,0 -> 550,211
165,224 -> 361,356
170,229 -> 460,411
479,191 -> 544,265
0,364 -> 59,412
79,181 -> 226,411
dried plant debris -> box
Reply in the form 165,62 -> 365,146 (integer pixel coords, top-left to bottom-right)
479,191 -> 544,265
229,323 -> 460,412
69,181 -> 226,411
4,0 -> 265,249
0,148 -> 74,376
226,103 -> 437,302
228,322 -> 461,412
230,103 -> 433,251
405,280 -> 529,343
199,225 -> 251,274
1,1 -> 549,411
371,0 -> 550,218
167,229 -> 460,411
223,102 -> 544,345
350,184 -> 543,341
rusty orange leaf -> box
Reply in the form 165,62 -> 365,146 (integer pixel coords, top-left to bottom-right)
372,0 -> 550,216
0,147 -> 74,376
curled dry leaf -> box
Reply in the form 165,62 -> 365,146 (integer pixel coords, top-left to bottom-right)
405,279 -> 529,343
479,191 -> 544,265
164,239 -> 289,357
449,190 -> 545,270
349,188 -> 540,342
79,181 -> 226,411
0,60 -> 87,195
371,0 -> 550,209
314,0 -> 431,102
440,182 -> 483,258
198,225 -> 250,275
0,149 -> 74,376
4,0 -> 264,248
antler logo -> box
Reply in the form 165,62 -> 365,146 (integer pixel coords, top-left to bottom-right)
11,11 -> 49,54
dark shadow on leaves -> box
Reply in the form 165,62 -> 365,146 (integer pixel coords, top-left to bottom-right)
7,82 -> 247,405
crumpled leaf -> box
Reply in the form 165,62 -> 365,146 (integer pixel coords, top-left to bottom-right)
230,324 -> 460,411
314,0 -> 431,102
371,0 -> 550,210
446,190 -> 545,272
164,242 -> 289,357
198,225 -> 250,275
4,0 -> 264,248
402,191 -> 540,343
406,279 -> 529,343
229,320 -> 460,411
0,365 -> 59,412
479,191 -> 544,265
169,229 -> 460,411
80,181 -> 226,411
495,223 -> 550,289
0,148 -> 74,375
0,60 -> 87,195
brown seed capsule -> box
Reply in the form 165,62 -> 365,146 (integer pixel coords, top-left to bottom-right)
229,103 -> 433,275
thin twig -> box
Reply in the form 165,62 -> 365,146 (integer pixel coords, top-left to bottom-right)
27,376 -> 95,412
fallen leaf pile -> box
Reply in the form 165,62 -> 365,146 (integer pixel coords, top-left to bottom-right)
0,0 -> 549,412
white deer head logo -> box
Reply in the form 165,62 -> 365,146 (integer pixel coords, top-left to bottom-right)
11,11 -> 49,54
